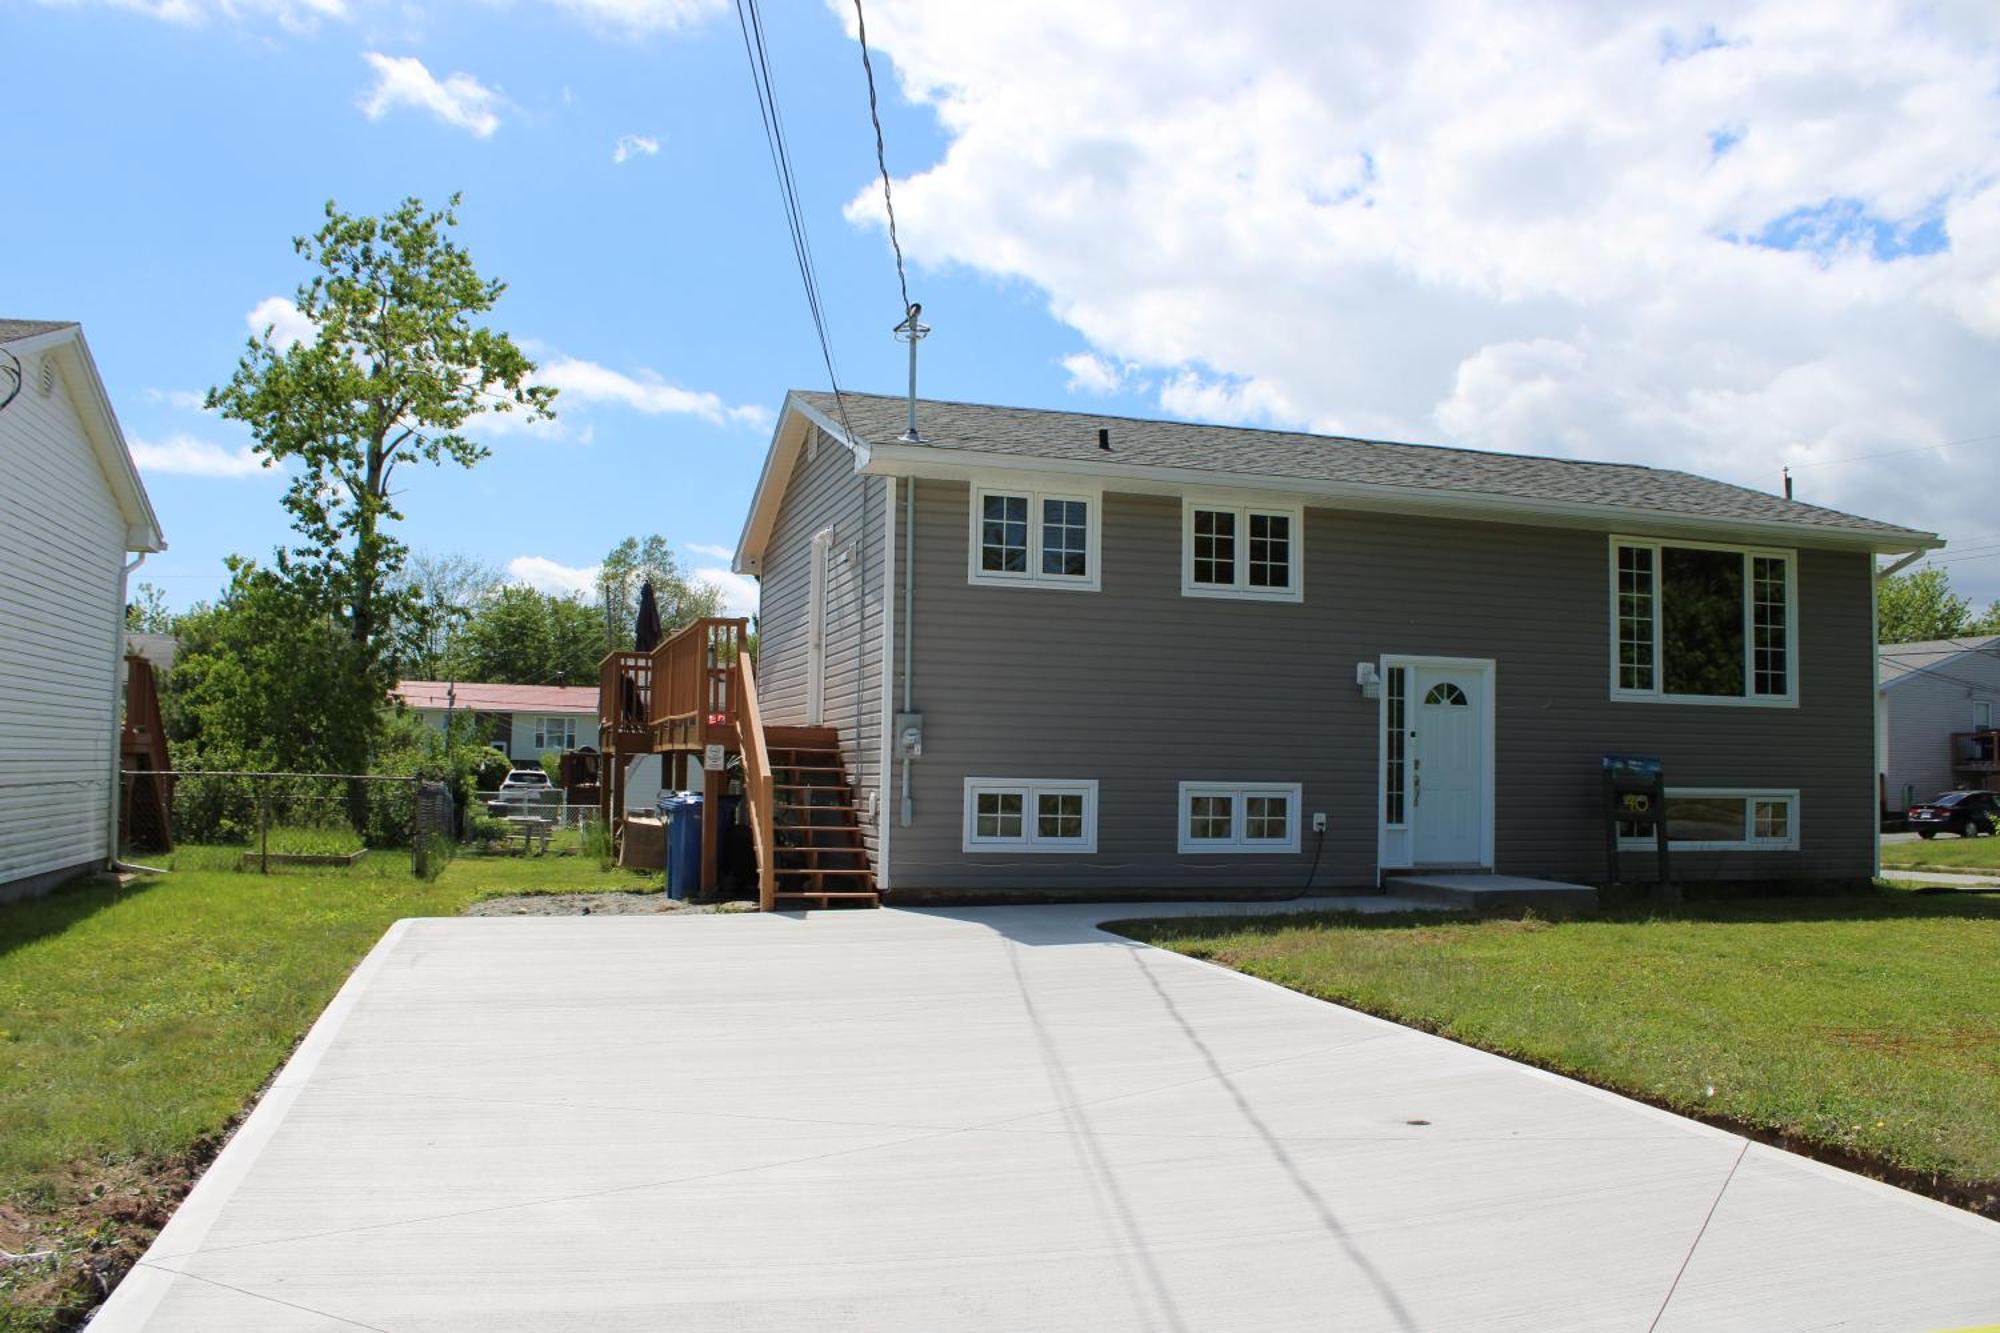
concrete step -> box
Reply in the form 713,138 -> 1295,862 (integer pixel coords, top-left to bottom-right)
1385,872 -> 1598,912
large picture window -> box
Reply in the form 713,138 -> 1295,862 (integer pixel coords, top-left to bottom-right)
1610,537 -> 1795,704
969,484 -> 1100,590
1183,498 -> 1304,601
962,778 -> 1099,852
1617,789 -> 1799,851
534,716 -> 576,751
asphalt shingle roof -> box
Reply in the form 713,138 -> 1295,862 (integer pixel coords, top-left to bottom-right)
796,390 -> 1933,544
1878,636 -> 2000,684
0,318 -> 77,344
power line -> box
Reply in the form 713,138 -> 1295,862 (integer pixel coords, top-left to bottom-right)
851,0 -> 911,316
731,0 -> 858,443
1779,427 -> 2000,480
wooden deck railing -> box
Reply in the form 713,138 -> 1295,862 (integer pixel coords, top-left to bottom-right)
648,617 -> 750,752
598,650 -> 653,733
736,654 -> 779,910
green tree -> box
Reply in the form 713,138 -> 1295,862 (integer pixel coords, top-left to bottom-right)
167,559 -> 380,773
596,534 -> 726,651
1878,566 -> 1973,643
392,551 -> 502,677
125,581 -> 173,634
449,584 -> 603,685
206,194 -> 554,768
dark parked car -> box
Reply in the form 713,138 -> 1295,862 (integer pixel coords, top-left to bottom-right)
1906,790 -> 2000,839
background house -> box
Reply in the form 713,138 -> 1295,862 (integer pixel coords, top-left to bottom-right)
0,319 -> 166,900
392,680 -> 600,762
1878,636 -> 2000,812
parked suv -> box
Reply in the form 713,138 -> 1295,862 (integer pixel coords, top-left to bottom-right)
1906,790 -> 2000,839
490,768 -> 557,815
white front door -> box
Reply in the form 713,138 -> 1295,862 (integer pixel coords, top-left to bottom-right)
1411,665 -> 1486,865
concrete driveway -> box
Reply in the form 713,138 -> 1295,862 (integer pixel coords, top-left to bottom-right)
97,902 -> 2000,1332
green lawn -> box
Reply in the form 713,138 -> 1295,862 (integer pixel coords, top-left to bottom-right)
1880,832 -> 2000,873
0,849 -> 652,1331
1112,886 -> 2000,1198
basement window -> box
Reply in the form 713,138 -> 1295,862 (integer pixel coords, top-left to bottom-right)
1177,782 -> 1302,853
963,778 -> 1099,853
1617,789 -> 1800,851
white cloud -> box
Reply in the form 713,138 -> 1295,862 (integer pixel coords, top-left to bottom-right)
358,52 -> 502,138
145,388 -> 208,412
128,434 -> 268,478
613,133 -> 661,164
245,295 -> 314,351
545,0 -> 722,35
1060,351 -> 1124,395
507,556 -> 599,597
682,541 -> 735,561
693,566 -> 758,617
537,356 -> 771,429
841,1 -> 2000,590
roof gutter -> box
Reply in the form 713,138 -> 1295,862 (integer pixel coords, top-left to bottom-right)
859,442 -> 1943,556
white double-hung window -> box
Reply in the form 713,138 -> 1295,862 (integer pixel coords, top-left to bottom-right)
962,778 -> 1099,852
969,481 -> 1100,590
1610,536 -> 1796,705
1177,782 -> 1302,853
1183,497 -> 1303,601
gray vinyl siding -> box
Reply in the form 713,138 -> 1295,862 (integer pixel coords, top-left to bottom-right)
1882,657 -> 2000,809
0,357 -> 126,893
755,429 -> 885,864
886,482 -> 1876,895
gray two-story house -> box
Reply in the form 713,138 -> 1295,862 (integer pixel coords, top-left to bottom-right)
732,390 -> 1937,900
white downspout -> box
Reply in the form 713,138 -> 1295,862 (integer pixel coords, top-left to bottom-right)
899,476 -> 916,827
106,551 -> 145,871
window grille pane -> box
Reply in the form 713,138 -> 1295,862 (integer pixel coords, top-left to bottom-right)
1661,546 -> 1745,697
1247,512 -> 1291,588
1245,795 -> 1289,841
1188,794 -> 1234,840
1041,498 -> 1089,578
975,791 -> 1023,839
1753,798 -> 1790,841
1617,545 -> 1655,691
1385,667 -> 1406,825
1664,795 -> 1746,843
1752,556 -> 1788,696
1193,509 -> 1236,585
1037,791 -> 1084,840
981,494 -> 1030,573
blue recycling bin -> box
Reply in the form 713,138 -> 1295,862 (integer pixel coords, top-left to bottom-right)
657,792 -> 740,899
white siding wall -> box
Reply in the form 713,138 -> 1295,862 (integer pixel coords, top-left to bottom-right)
1883,657 -> 2000,809
0,361 -> 126,890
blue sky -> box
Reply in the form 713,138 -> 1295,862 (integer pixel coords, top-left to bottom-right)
5,0 -> 1134,612
8,1 -> 2000,609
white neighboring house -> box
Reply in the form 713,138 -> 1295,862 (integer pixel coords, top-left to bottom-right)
0,320 -> 166,901
1878,635 -> 2000,813
391,681 -> 601,763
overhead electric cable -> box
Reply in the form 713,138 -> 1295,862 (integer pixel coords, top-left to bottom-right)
851,0 -> 911,316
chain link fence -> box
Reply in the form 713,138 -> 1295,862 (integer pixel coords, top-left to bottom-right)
120,771 -> 456,877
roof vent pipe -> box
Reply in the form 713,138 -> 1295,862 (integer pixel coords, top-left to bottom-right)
893,302 -> 930,442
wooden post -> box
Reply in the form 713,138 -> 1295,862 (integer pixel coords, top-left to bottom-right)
258,779 -> 269,875
700,756 -> 723,898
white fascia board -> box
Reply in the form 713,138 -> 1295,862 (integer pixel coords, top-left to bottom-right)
859,442 -> 1941,556
733,396 -> 873,576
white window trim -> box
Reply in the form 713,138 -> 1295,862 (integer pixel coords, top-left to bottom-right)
1177,781 -> 1303,854
1181,495 -> 1305,602
967,479 -> 1102,591
1607,535 -> 1799,708
962,778 -> 1100,853
1617,787 -> 1801,852
1976,700 -> 1993,730
534,716 -> 576,751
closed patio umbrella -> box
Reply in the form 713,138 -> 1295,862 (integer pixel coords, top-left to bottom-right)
634,580 -> 663,652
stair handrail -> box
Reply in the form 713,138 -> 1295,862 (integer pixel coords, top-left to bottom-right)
735,653 -> 779,911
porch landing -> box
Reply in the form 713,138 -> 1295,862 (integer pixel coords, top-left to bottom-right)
1387,872 -> 1599,912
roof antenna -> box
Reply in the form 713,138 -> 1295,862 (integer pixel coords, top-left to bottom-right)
1783,466 -> 1793,500
893,302 -> 930,442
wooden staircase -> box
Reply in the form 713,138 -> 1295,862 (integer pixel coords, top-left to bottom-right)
764,725 -> 879,909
